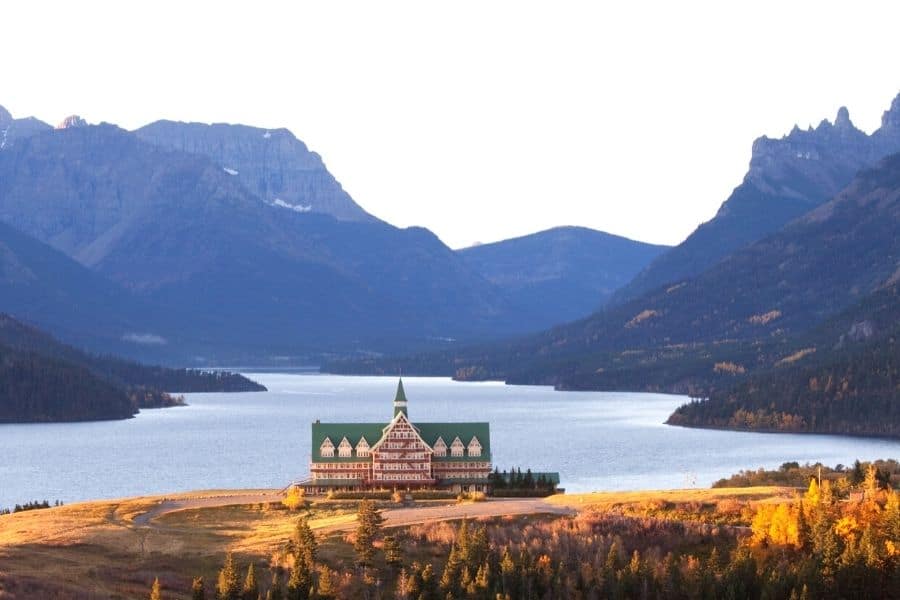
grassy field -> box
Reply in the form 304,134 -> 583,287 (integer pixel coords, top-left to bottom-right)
0,486 -> 794,599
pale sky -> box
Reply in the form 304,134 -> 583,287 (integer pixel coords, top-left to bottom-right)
2,1 -> 899,248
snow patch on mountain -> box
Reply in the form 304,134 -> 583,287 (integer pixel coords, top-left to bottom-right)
273,198 -> 312,212
223,167 -> 239,175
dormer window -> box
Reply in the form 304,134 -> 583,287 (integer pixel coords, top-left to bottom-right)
356,437 -> 370,457
320,437 -> 335,458
338,436 -> 353,458
467,436 -> 482,457
433,437 -> 447,457
450,436 -> 465,457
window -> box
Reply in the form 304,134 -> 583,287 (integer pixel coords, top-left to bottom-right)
467,436 -> 482,457
337,436 -> 353,458
450,436 -> 465,457
356,436 -> 370,457
320,437 -> 335,458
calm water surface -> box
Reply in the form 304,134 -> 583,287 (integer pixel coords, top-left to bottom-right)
1,373 -> 898,508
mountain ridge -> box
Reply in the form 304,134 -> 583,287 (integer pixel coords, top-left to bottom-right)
611,92 -> 900,305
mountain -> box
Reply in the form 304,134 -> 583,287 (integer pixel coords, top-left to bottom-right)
458,227 -> 669,323
0,217 -> 179,355
0,104 -> 51,149
134,119 -> 374,222
611,93 -> 900,305
328,150 -> 900,390
667,285 -> 900,438
0,122 -> 528,360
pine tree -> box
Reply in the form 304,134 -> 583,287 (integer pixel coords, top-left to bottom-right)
292,516 -> 318,564
796,500 -> 811,550
316,567 -> 336,600
383,534 -> 403,569
851,460 -> 865,485
287,557 -> 312,600
354,500 -> 384,567
217,553 -> 242,600
149,577 -> 162,600
242,563 -> 259,600
419,563 -> 439,600
439,544 -> 462,595
267,571 -> 284,600
191,576 -> 206,600
863,464 -> 879,499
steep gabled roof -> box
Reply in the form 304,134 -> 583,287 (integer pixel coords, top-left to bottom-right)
311,421 -> 491,462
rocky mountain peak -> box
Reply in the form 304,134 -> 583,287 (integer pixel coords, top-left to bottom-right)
879,92 -> 900,131
0,105 -> 11,125
56,115 -> 88,130
834,106 -> 852,129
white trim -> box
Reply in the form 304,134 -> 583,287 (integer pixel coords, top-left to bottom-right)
371,412 -> 433,453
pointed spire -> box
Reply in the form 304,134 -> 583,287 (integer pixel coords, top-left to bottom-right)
393,378 -> 408,417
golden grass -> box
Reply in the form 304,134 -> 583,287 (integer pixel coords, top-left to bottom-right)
545,486 -> 795,509
0,486 -> 794,598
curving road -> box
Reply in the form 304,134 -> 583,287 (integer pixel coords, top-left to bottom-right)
132,493 -> 575,531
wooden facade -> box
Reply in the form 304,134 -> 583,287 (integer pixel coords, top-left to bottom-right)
308,380 -> 492,492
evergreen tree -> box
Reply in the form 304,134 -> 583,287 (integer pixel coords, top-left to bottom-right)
292,516 -> 318,565
149,577 -> 162,600
267,571 -> 284,600
287,557 -> 312,600
851,460 -> 865,485
354,500 -> 384,568
242,563 -> 259,600
383,534 -> 403,569
316,567 -> 336,600
439,544 -> 462,595
419,563 -> 439,600
796,500 -> 811,551
217,552 -> 241,600
191,576 -> 206,600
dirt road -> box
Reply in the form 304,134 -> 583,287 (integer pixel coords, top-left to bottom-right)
132,492 -> 575,531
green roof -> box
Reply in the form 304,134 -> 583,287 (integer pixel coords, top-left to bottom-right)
311,421 -> 491,462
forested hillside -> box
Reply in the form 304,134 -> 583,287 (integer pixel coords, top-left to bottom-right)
0,346 -> 137,422
0,315 -> 265,422
668,326 -> 900,438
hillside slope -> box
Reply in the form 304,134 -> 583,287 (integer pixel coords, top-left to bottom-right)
134,119 -> 374,222
458,227 -> 669,323
329,151 -> 900,391
0,123 -> 529,360
612,94 -> 900,305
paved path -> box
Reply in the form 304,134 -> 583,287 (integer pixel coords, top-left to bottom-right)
132,493 -> 575,531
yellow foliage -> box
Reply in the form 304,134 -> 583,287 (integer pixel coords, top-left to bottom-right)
751,504 -> 799,548
714,362 -> 746,375
804,479 -> 820,508
834,516 -> 860,541
282,485 -> 305,511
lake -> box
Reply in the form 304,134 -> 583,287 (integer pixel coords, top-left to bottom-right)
1,373 -> 898,509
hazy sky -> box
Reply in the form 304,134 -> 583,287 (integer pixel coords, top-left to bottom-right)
3,1 -> 899,248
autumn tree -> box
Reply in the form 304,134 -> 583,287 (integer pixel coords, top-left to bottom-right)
149,577 -> 162,600
241,563 -> 258,600
217,552 -> 241,600
191,576 -> 206,600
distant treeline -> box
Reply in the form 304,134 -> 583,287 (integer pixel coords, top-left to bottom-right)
0,499 -> 62,516
713,460 -> 899,489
